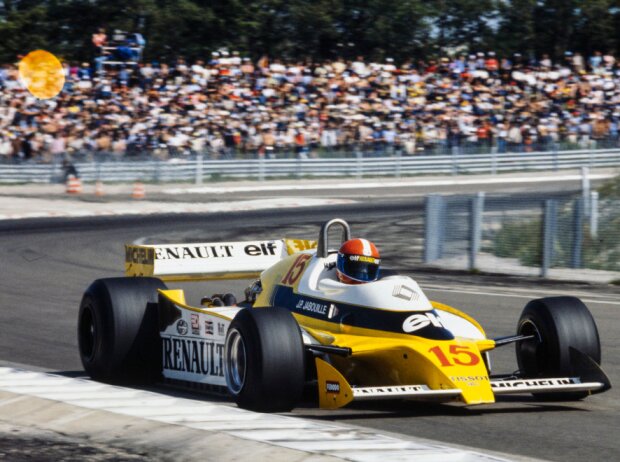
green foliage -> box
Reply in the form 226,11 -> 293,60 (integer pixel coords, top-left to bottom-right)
597,174 -> 620,199
493,218 -> 542,266
492,200 -> 620,272
1,1 -> 620,63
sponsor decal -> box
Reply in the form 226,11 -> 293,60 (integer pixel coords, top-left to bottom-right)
491,378 -> 573,388
354,385 -> 426,396
296,299 -> 328,315
190,314 -> 200,335
327,303 -> 339,319
176,319 -> 189,335
243,242 -> 278,256
125,246 -> 154,264
285,239 -> 317,254
162,336 -> 224,377
451,376 -> 489,386
205,320 -> 214,336
217,322 -> 226,336
348,255 -> 380,264
402,312 -> 445,333
154,245 -> 234,260
326,381 -> 340,394
392,284 -> 418,302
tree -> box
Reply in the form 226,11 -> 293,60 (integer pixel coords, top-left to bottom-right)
495,0 -> 536,59
431,0 -> 498,53
334,0 -> 431,61
572,0 -> 616,57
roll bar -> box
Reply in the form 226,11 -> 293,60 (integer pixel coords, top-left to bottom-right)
317,218 -> 351,258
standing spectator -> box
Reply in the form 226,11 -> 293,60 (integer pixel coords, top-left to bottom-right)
92,28 -> 108,73
92,28 -> 107,51
508,122 -> 523,151
589,51 -> 603,71
0,133 -> 13,161
50,132 -> 66,159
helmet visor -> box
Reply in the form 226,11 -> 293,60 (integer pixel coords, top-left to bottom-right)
337,253 -> 380,282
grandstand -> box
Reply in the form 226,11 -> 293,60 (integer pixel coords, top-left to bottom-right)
1,48 -> 620,163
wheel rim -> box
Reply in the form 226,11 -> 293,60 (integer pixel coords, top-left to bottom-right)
225,328 -> 247,395
79,305 -> 97,361
518,319 -> 544,376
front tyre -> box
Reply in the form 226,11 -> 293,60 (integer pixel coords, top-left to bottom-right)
516,296 -> 601,400
224,307 -> 305,412
78,277 -> 166,384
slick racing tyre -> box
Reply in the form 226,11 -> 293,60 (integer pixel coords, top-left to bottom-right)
225,307 -> 305,412
516,296 -> 601,400
78,277 -> 166,384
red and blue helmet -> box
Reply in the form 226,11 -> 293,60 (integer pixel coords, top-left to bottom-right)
336,238 -> 381,284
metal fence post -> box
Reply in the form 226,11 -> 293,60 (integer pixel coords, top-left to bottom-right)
451,150 -> 458,176
356,150 -> 362,180
590,191 -> 599,238
581,166 -> 590,217
469,192 -> 485,270
424,195 -> 444,263
153,160 -> 161,183
195,153 -> 204,185
395,149 -> 402,178
571,198 -> 584,268
258,156 -> 265,182
491,149 -> 497,175
541,199 -> 557,278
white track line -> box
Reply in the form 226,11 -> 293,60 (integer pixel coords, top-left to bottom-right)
0,367 -> 512,462
163,173 -> 615,195
423,285 -> 620,306
0,197 -> 354,221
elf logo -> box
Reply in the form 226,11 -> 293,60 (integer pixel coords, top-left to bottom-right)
244,242 -> 278,256
402,312 -> 445,333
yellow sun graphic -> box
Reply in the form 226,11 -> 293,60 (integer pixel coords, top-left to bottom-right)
18,50 -> 65,99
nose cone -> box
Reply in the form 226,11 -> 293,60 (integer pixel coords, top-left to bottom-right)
424,340 -> 495,404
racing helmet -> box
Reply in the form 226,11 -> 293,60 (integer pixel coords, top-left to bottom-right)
336,238 -> 381,284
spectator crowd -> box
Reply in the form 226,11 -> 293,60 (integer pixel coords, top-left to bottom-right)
1,49 -> 620,163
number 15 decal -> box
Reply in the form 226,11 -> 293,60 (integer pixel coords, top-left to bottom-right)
428,345 -> 480,367
281,253 -> 311,286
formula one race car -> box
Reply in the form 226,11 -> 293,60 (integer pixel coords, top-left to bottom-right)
78,219 -> 611,412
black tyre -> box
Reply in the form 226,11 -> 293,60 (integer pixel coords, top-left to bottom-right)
224,307 -> 305,412
516,296 -> 601,400
78,277 -> 166,384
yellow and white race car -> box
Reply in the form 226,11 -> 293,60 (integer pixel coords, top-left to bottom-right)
78,219 -> 611,412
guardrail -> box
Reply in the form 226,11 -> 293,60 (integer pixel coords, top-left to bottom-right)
1,148 -> 620,184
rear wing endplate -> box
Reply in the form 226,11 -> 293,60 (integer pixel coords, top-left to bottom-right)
125,238 -> 316,281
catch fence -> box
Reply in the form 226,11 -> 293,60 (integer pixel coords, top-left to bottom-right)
424,192 -> 620,278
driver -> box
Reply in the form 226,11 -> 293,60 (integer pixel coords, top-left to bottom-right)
336,238 -> 381,284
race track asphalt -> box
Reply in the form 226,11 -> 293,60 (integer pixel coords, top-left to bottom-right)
1,202 -> 619,462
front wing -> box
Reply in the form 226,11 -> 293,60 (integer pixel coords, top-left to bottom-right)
316,358 -> 609,409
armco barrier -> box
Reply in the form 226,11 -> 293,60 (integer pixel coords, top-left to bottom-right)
1,148 -> 620,184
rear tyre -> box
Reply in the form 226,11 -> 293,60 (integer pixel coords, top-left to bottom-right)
224,307 -> 305,412
516,296 -> 601,400
78,277 -> 166,384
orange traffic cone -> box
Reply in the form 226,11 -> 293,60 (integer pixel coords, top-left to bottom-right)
132,181 -> 145,200
94,180 -> 105,197
66,175 -> 82,194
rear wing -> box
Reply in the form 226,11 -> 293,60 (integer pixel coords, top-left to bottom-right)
125,239 -> 316,281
